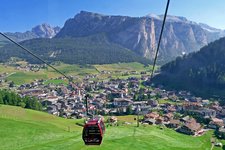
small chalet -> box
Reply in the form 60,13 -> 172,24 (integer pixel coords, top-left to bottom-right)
177,118 -> 202,135
147,100 -> 158,107
182,102 -> 202,111
155,116 -> 164,125
163,113 -> 174,122
199,108 -> 216,118
166,119 -> 180,128
208,118 -> 224,129
113,98 -> 133,107
144,112 -> 160,120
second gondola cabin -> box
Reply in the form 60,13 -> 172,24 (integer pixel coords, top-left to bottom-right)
82,117 -> 105,145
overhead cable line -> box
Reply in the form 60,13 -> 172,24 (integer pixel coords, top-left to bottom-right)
150,0 -> 170,80
0,32 -> 72,82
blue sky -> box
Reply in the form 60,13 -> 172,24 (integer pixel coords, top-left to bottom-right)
1,0 -> 225,32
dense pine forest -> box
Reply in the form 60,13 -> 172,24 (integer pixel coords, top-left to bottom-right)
0,34 -> 150,65
153,37 -> 225,99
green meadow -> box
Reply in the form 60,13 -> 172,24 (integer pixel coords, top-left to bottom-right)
0,62 -> 153,85
94,62 -> 152,72
0,105 -> 221,150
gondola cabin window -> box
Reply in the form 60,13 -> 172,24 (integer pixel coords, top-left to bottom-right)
85,125 -> 101,135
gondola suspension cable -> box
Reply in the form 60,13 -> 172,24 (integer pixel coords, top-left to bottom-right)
0,32 -> 72,82
150,0 -> 170,80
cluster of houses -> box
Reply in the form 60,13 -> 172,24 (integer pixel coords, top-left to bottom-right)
2,69 -> 225,137
15,64 -> 47,72
142,99 -> 225,136
143,112 -> 203,135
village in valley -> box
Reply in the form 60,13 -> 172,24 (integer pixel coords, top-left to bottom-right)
1,62 -> 225,141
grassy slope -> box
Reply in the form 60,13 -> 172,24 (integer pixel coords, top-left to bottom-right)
44,79 -> 67,85
0,105 -> 82,150
0,63 -> 98,84
0,105 -> 220,150
0,65 -> 50,85
94,62 -> 152,72
7,72 -> 48,85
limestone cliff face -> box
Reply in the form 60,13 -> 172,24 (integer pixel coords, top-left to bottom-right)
56,11 -> 225,63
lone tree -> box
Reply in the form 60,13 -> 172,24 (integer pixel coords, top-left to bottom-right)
9,81 -> 15,88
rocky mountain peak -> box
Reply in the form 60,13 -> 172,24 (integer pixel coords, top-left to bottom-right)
73,11 -> 107,22
199,23 -> 222,33
146,13 -> 190,23
1,24 -> 61,43
145,13 -> 161,20
78,10 -> 105,16
56,11 -> 225,63
31,23 -> 60,38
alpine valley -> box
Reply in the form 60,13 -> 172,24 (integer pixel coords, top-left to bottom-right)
0,11 -> 225,65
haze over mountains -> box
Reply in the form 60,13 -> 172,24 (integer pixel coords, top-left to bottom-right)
0,24 -> 60,43
0,11 -> 225,65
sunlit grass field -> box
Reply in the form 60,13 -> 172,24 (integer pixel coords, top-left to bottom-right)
94,62 -> 152,72
0,105 -> 221,150
0,62 -> 153,85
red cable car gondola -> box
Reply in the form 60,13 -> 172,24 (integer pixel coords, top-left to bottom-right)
82,117 -> 105,145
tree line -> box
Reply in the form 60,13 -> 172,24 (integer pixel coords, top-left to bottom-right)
0,89 -> 42,111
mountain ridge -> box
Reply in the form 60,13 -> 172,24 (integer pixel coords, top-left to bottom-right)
0,34 -> 150,65
1,11 -> 225,65
56,11 -> 225,63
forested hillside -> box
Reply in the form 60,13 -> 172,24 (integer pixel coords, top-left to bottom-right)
0,34 -> 150,65
153,37 -> 225,98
